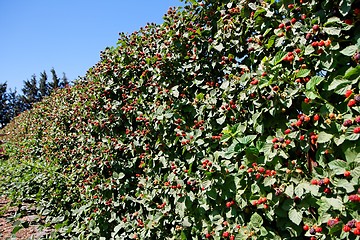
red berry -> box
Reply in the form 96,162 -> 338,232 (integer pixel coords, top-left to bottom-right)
315,226 -> 322,232
354,228 -> 360,235
226,201 -> 232,208
313,114 -> 320,121
324,187 -> 331,194
291,18 -> 297,24
301,14 -> 306,20
222,231 -> 230,238
205,233 -> 211,238
229,235 -> 235,240
311,179 -> 318,185
356,221 -> 360,230
303,225 -> 310,231
344,19 -> 353,25
250,79 -> 259,85
312,25 -> 320,31
345,89 -> 353,98
284,129 -> 291,134
311,41 -> 318,47
348,99 -> 357,107
279,23 -> 285,29
349,194 -> 360,202
355,116 -> 360,124
343,225 -> 351,232
323,177 -> 330,185
344,171 -> 351,177
354,127 -> 360,134
288,4 -> 294,9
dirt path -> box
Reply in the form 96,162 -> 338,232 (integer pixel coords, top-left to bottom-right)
0,196 -> 52,239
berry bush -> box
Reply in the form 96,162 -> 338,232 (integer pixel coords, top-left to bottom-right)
1,0 -> 360,239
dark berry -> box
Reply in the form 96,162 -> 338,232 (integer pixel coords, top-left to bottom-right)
355,95 -> 360,103
343,119 -> 353,127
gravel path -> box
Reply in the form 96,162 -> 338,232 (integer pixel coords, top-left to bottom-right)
0,196 -> 53,239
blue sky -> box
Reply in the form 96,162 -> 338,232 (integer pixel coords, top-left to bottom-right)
0,0 -> 184,91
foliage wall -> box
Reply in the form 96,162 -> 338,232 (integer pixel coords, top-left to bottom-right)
1,0 -> 360,239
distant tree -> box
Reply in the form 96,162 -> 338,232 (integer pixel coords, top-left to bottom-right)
39,71 -> 49,98
1,68 -> 70,125
0,83 -> 8,128
49,68 -> 59,91
60,72 -> 69,88
6,88 -> 26,120
22,74 -> 39,109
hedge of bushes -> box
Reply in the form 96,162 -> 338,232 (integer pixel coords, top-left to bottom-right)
1,0 -> 360,239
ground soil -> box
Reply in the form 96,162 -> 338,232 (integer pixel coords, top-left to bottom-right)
0,196 -> 52,240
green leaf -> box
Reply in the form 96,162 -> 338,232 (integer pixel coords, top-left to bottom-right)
324,17 -> 342,26
271,51 -> 287,65
304,45 -> 315,55
323,27 -> 341,35
113,172 -> 125,179
335,179 -> 355,193
216,115 -> 226,125
344,65 -> 360,80
267,35 -> 276,49
328,159 -> 347,174
237,135 -> 257,145
328,77 -> 351,90
288,208 -> 302,225
295,183 -> 305,198
285,184 -> 294,198
245,147 -> 259,162
11,224 -> 23,235
180,231 -> 187,240
339,0 -> 353,16
296,69 -> 311,78
171,86 -> 180,98
306,76 -> 324,90
351,166 -> 360,178
317,131 -> 333,143
214,43 -> 224,52
206,188 -> 218,200
250,212 -> 263,228
113,223 -> 124,235
340,45 -> 357,56
325,197 -> 344,210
